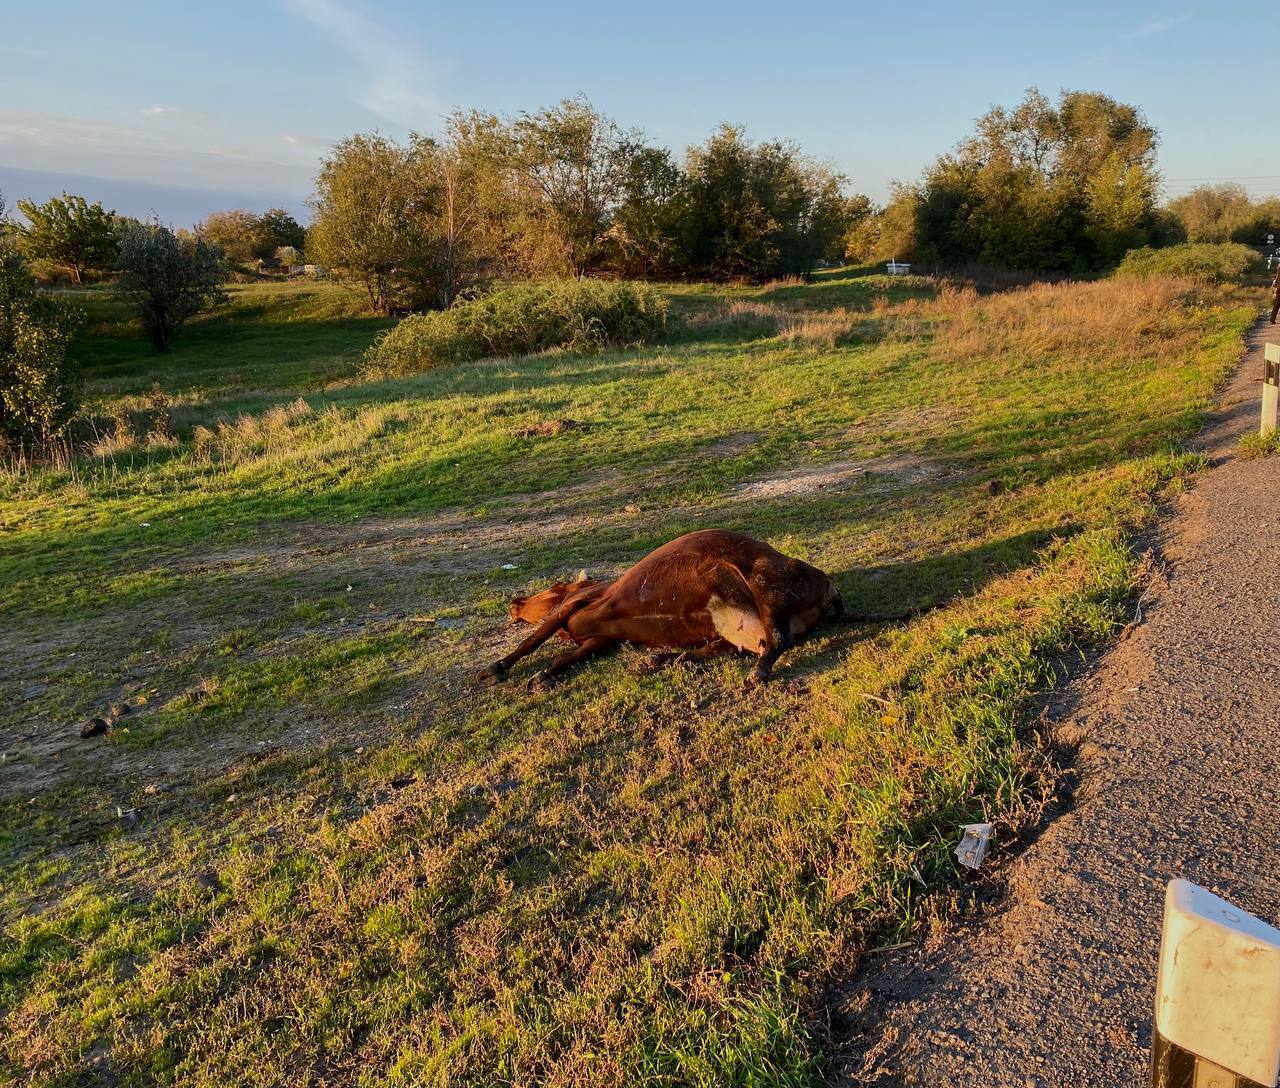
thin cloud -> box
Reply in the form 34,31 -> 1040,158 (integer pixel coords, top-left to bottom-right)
1134,14 -> 1190,38
0,109 -> 314,194
278,0 -> 438,126
141,105 -> 177,116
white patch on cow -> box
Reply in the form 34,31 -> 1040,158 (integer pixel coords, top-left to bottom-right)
706,594 -> 766,653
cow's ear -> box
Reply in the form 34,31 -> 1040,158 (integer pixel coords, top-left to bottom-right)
573,569 -> 588,583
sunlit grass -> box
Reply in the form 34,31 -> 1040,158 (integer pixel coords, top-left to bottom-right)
0,270 -> 1258,1086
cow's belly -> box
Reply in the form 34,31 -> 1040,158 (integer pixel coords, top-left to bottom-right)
705,594 -> 766,653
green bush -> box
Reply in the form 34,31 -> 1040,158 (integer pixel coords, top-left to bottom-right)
366,279 -> 668,375
1116,242 -> 1261,284
0,246 -> 81,449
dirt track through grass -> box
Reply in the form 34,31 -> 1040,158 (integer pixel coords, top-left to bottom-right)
0,271 -> 1260,1086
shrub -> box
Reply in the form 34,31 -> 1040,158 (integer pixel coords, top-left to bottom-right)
115,222 -> 226,351
1116,242 -> 1260,284
366,279 -> 668,375
0,243 -> 81,449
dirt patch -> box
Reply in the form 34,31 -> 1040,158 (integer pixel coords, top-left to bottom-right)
705,431 -> 762,457
733,453 -> 944,500
512,418 -> 588,438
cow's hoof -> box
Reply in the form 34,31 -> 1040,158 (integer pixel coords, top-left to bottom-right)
744,668 -> 771,689
478,662 -> 507,686
526,670 -> 555,694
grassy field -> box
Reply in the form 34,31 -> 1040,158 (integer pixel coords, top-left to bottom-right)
0,271 -> 1257,1086
56,280 -> 392,407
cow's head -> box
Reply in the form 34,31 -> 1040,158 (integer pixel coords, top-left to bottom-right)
508,571 -> 601,625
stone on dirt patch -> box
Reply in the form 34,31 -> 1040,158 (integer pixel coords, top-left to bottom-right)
80,717 -> 109,739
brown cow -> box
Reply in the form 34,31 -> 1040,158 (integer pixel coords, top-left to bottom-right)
479,529 -> 843,690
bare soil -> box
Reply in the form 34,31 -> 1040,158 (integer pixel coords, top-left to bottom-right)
733,453 -> 944,500
831,319 -> 1280,1086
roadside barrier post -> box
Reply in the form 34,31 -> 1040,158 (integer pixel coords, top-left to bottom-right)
1263,344 -> 1279,436
1151,879 -> 1280,1088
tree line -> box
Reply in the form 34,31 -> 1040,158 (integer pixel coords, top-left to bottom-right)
11,90 -> 1273,312
10,195 -> 306,285
5,86 -> 1275,451
306,97 -> 860,313
1163,184 -> 1280,245
847,88 -> 1278,272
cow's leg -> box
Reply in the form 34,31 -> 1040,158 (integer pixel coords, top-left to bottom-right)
526,637 -> 617,692
745,607 -> 795,687
636,638 -> 736,674
479,595 -> 596,684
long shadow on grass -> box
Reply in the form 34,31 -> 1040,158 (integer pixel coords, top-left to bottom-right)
833,526 -> 1072,618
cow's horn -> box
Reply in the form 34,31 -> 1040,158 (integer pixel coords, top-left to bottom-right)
573,569 -> 588,582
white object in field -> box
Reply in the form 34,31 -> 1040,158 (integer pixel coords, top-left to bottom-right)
886,260 -> 912,276
1155,879 -> 1280,1086
1263,344 -> 1279,437
955,823 -> 992,870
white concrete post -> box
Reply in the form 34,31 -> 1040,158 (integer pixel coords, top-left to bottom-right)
1151,879 -> 1280,1088
1263,344 -> 1279,437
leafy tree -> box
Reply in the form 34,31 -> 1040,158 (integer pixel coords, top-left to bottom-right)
906,87 -> 1160,272
675,125 -> 853,282
0,192 -> 82,448
846,186 -> 920,264
1166,184 -> 1280,244
199,209 -> 303,265
1086,152 -> 1157,267
252,208 -> 305,257
199,209 -> 260,264
307,134 -> 435,314
787,162 -> 854,271
306,106 -> 860,296
507,97 -> 644,276
610,146 -> 686,278
114,222 -> 226,351
16,192 -> 118,284
1232,198 -> 1280,244
412,118 -> 507,307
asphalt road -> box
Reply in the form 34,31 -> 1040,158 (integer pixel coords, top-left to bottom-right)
833,317 -> 1280,1087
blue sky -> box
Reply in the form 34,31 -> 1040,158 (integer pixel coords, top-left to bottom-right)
1,1 -> 1275,225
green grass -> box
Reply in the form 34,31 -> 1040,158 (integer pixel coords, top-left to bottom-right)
54,280 -> 393,408
1238,428 -> 1280,458
0,271 -> 1258,1086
